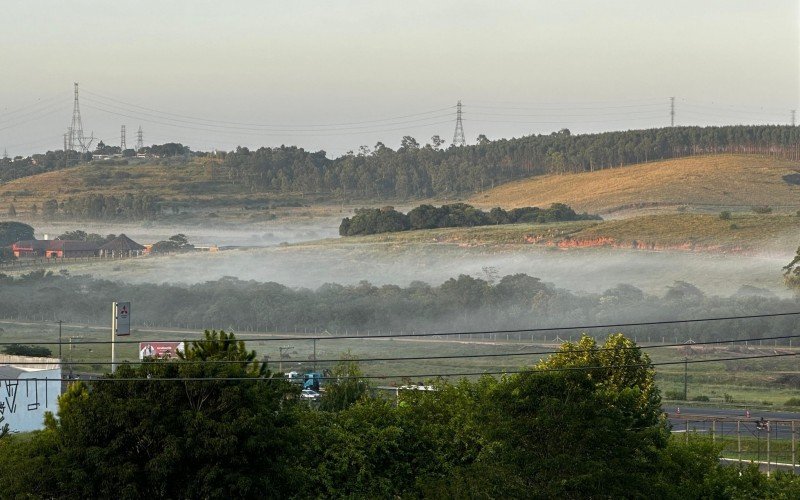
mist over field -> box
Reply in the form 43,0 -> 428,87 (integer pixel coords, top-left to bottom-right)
30,215 -> 343,247
56,237 -> 794,298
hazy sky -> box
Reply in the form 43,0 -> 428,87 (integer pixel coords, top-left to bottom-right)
1,0 -> 798,156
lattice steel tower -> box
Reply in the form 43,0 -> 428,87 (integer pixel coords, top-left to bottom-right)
68,83 -> 86,152
452,100 -> 466,147
136,126 -> 143,151
120,125 -> 127,150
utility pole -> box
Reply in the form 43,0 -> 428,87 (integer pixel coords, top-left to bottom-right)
792,110 -> 796,127
670,97 -> 675,127
120,125 -> 126,150
452,100 -> 466,147
279,345 -> 294,374
312,338 -> 317,372
56,320 -> 63,363
683,356 -> 688,400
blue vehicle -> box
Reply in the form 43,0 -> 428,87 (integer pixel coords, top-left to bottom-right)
303,372 -> 322,391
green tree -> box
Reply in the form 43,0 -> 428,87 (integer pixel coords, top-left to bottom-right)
319,355 -> 369,411
3,330 -> 296,498
0,221 -> 34,245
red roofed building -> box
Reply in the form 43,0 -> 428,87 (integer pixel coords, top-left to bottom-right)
11,239 -> 100,258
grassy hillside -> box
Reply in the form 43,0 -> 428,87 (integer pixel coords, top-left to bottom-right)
470,155 -> 800,214
0,159 -> 247,211
312,213 -> 800,253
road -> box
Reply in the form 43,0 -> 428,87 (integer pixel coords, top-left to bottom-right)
664,406 -> 800,440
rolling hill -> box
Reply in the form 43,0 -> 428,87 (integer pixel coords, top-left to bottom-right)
470,155 -> 800,215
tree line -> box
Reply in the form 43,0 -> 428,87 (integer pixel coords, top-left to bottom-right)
218,125 -> 800,199
339,202 -> 599,236
4,125 -> 800,200
1,330 -> 798,498
0,271 -> 796,345
37,193 -> 161,220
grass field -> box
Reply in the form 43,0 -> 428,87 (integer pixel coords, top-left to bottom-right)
2,318 -> 799,408
313,213 -> 800,253
470,155 -> 800,214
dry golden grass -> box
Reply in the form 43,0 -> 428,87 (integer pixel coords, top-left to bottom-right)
470,155 -> 800,214
314,213 -> 800,253
0,160 -> 247,214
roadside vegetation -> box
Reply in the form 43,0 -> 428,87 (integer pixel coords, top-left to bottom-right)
2,331 -> 799,497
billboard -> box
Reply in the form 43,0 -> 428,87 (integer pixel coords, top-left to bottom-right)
114,302 -> 130,336
139,341 -> 185,360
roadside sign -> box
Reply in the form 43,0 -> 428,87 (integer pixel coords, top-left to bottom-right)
114,302 -> 131,336
139,341 -> 185,360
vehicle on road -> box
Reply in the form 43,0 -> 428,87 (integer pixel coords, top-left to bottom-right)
301,389 -> 320,401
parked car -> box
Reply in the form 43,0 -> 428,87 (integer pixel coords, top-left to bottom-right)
301,389 -> 320,400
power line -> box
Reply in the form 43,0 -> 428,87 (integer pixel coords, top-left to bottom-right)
10,332 -> 800,366
4,311 -> 800,346
82,89 -> 456,128
12,351 -> 800,383
82,102 -> 455,136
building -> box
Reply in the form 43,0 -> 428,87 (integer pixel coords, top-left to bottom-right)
44,240 -> 100,258
10,240 -> 50,258
0,355 -> 62,433
10,236 -> 147,259
11,239 -> 100,258
99,234 -> 146,258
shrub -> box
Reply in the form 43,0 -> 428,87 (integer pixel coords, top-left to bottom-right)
691,395 -> 710,402
730,223 -> 739,229
719,211 -> 731,220
2,345 -> 52,357
664,390 -> 685,400
751,205 -> 772,214
785,398 -> 800,407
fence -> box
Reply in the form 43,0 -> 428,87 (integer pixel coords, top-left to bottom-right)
673,416 -> 799,475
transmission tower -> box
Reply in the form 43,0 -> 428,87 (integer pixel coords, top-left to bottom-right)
120,125 -> 127,150
452,100 -> 466,147
669,97 -> 675,127
2,148 -> 7,160
135,126 -> 143,151
67,83 -> 94,154
792,110 -> 796,127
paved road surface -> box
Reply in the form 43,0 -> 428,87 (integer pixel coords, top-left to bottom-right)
664,406 -> 800,440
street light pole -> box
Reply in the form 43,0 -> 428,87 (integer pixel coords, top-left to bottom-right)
57,320 -> 63,363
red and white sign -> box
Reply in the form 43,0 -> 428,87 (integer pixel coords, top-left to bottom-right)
139,341 -> 185,360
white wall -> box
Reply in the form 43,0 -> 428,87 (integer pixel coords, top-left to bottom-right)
1,367 -> 62,433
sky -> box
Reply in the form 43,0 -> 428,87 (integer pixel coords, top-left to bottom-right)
1,0 -> 798,157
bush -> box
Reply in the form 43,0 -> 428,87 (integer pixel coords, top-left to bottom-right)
664,390 -> 685,400
730,223 -> 739,230
2,345 -> 52,357
751,205 -> 772,214
785,398 -> 800,407
691,395 -> 710,402
719,211 -> 731,220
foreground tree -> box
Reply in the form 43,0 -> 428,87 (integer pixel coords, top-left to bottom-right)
0,330 -> 295,498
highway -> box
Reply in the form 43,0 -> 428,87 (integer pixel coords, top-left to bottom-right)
664,406 -> 800,440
